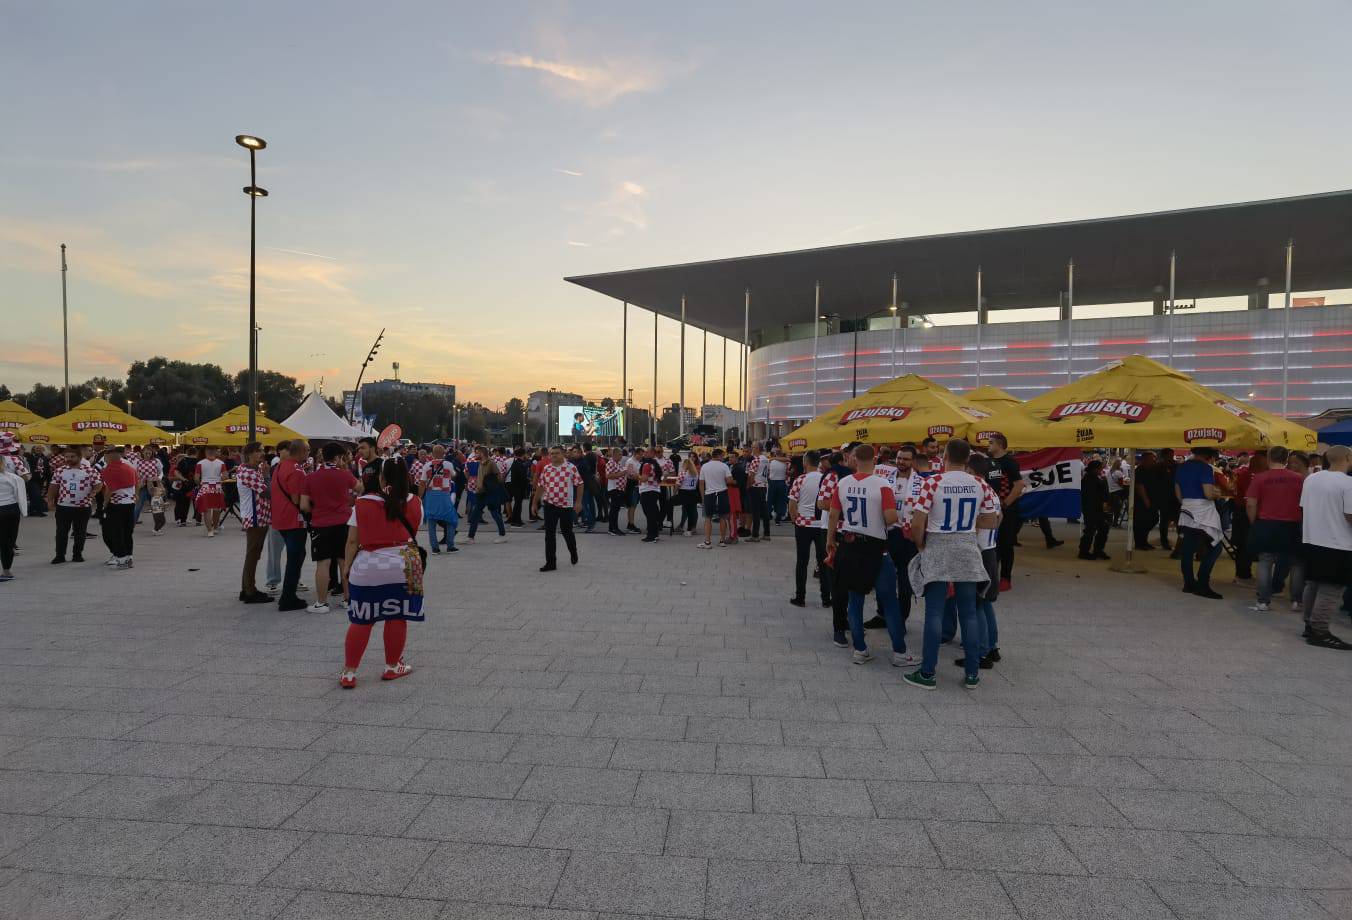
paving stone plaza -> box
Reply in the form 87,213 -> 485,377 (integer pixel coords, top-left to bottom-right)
2,514 -> 1351,919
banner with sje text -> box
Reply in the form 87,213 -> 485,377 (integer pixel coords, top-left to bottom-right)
1016,448 -> 1082,519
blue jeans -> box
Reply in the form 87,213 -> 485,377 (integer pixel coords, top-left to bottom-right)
846,556 -> 906,654
768,480 -> 789,522
979,599 -> 998,655
132,485 -> 153,524
468,496 -> 504,538
921,581 -> 982,679
265,528 -> 284,585
428,503 -> 458,549
278,528 -> 308,603
581,490 -> 596,529
1179,526 -> 1223,590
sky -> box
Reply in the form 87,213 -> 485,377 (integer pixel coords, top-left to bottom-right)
3,0 -> 1350,411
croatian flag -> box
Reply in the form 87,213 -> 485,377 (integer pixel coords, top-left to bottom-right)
1016,448 -> 1082,519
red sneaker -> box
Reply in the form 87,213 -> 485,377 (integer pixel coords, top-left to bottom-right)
998,579 -> 1012,592
382,661 -> 413,681
339,670 -> 357,689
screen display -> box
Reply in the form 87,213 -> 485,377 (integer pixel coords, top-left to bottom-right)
558,405 -> 624,439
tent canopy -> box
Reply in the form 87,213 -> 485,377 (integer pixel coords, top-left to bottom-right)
975,355 -> 1318,450
961,385 -> 1021,408
0,400 -> 42,431
177,405 -> 304,447
281,392 -> 362,441
1316,417 -> 1352,447
16,398 -> 171,446
783,374 -> 990,451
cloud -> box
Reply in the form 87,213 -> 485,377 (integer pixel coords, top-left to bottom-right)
483,50 -> 677,106
567,240 -> 589,247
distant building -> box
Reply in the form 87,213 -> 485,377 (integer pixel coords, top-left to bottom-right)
360,379 -> 456,403
700,405 -> 746,431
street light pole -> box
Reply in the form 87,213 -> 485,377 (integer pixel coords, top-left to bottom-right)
236,134 -> 268,444
60,244 -> 70,411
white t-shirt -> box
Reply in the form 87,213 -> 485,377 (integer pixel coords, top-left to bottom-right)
1108,467 -> 1126,494
830,472 -> 896,540
1300,469 -> 1352,551
700,460 -> 732,494
196,458 -> 225,484
768,458 -> 788,482
753,455 -> 771,486
915,470 -> 1000,535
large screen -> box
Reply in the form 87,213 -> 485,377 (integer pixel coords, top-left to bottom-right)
558,405 -> 624,439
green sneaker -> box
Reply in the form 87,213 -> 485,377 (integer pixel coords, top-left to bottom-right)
964,674 -> 980,690
903,670 -> 937,691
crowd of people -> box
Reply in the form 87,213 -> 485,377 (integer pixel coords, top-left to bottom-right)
1,428 -> 1349,685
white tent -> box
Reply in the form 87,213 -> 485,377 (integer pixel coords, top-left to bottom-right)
281,392 -> 363,441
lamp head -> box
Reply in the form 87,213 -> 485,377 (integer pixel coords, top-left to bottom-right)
235,135 -> 267,150
243,186 -> 269,197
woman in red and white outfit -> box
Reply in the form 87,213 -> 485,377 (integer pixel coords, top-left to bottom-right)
194,446 -> 227,536
340,459 -> 423,688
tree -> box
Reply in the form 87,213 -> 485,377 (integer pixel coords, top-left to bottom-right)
231,370 -> 304,420
125,358 -> 231,427
504,397 -> 525,426
0,385 -> 10,402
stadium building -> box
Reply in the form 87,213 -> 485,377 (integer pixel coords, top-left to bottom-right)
567,190 -> 1352,438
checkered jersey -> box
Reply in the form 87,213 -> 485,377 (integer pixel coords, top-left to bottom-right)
788,473 -> 817,527
2,453 -> 29,478
537,461 -> 583,507
914,471 -> 999,535
235,464 -> 272,528
135,457 -> 163,484
605,458 -> 627,490
660,457 -> 675,478
422,459 -> 457,493
54,465 -> 100,507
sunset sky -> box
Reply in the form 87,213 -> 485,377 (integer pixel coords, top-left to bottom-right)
3,1 -> 1350,410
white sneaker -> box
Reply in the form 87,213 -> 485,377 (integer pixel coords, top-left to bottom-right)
105,556 -> 119,566
891,651 -> 919,667
307,602 -> 331,614
697,542 -> 712,549
493,536 -> 508,544
852,649 -> 873,665
115,558 -> 133,569
1250,602 -> 1271,612
207,530 -> 217,538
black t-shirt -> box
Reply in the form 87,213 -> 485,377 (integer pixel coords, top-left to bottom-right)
986,454 -> 1022,503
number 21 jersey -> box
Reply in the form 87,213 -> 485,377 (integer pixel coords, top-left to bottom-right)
829,473 -> 895,540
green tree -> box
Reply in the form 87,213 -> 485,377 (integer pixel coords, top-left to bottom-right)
231,370 -> 304,420
0,385 -> 10,402
125,358 -> 231,428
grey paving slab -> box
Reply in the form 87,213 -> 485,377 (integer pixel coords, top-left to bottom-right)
634,770 -> 753,812
706,858 -> 861,920
283,787 -> 432,836
531,802 -> 669,854
1151,881 -> 1333,920
4,514 -> 1352,918
516,765 -> 639,805
796,815 -> 939,867
997,871 -> 1176,920
663,810 -> 799,861
126,824 -> 311,884
1054,825 -> 1233,883
404,841 -> 570,905
116,881 -> 299,919
551,851 -> 707,917
753,776 -> 875,817
8,817 -> 187,875
852,866 -> 1018,920
277,890 -> 446,920
263,831 -> 437,896
0,870 -> 150,920
405,795 -> 547,845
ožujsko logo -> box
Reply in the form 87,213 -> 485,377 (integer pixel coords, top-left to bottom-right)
787,438 -> 807,450
973,430 -> 1002,444
1213,400 -> 1253,421
72,420 -> 128,432
959,406 -> 992,419
927,424 -> 955,438
225,423 -> 270,434
1184,427 -> 1226,443
839,405 -> 910,426
1048,400 -> 1151,422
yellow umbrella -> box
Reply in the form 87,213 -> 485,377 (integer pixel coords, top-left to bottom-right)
177,405 -> 303,447
961,385 -> 1021,409
783,374 -> 991,451
16,397 -> 172,446
0,399 -> 42,432
976,355 -> 1316,451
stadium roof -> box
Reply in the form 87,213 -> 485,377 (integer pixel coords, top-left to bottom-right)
565,190 -> 1352,341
